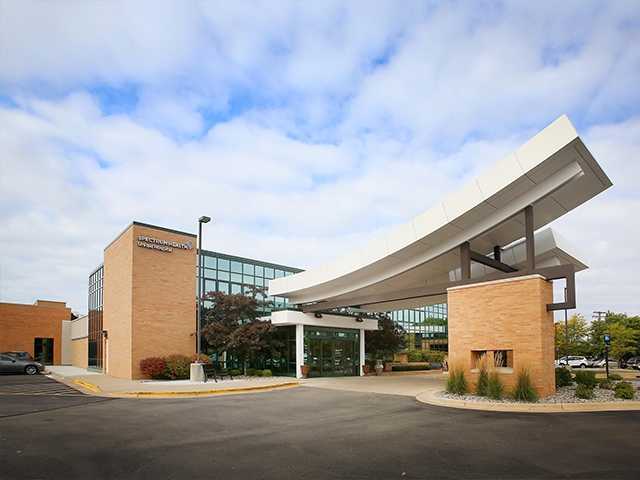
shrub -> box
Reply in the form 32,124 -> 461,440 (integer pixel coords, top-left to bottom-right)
574,371 -> 597,388
476,366 -> 489,397
614,381 -> 635,400
246,368 -> 256,376
254,369 -> 264,377
392,364 -> 430,371
407,351 -> 423,362
598,379 -> 614,390
555,367 -> 573,387
575,384 -> 594,399
487,372 -> 504,400
262,369 -> 273,377
229,369 -> 241,376
423,351 -> 445,363
446,368 -> 467,395
512,369 -> 538,402
139,357 -> 166,379
608,373 -> 623,381
191,354 -> 210,364
163,354 -> 191,380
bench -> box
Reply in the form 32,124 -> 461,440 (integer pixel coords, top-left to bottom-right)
202,364 -> 234,383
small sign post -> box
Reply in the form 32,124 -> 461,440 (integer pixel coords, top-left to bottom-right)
604,333 -> 611,379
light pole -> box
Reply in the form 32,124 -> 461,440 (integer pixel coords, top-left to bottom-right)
196,216 -> 211,359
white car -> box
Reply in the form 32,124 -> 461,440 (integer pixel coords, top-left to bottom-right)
556,356 -> 588,368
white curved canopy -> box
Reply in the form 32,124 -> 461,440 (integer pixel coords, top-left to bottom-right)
269,115 -> 612,309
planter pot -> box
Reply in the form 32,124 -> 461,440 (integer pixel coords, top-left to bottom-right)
362,364 -> 370,375
300,365 -> 310,378
384,362 -> 393,372
375,360 -> 384,376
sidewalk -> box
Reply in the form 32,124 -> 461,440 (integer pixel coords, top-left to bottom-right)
48,369 -> 298,398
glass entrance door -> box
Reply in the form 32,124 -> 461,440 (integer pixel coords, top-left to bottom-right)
305,327 -> 359,377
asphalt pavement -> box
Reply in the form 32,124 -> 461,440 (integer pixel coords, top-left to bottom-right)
0,374 -> 638,479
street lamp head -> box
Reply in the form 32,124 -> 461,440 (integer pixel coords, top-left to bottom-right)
199,216 -> 212,224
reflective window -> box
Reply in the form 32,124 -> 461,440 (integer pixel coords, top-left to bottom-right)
218,258 -> 230,271
217,282 -> 229,294
230,273 -> 242,283
231,283 -> 242,295
243,263 -> 254,275
243,275 -> 255,285
204,256 -> 216,269
264,267 -> 274,279
230,261 -> 242,273
217,271 -> 230,281
275,269 -> 284,278
255,265 -> 264,277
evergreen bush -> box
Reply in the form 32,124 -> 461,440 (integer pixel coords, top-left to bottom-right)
614,381 -> 635,400
262,369 -> 273,377
608,373 -> 623,381
574,370 -> 597,388
575,384 -> 594,399
555,367 -> 573,387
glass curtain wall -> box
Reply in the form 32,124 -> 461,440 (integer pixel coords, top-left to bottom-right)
88,265 -> 104,369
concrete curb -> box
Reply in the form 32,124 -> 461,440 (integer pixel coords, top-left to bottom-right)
416,389 -> 640,413
116,381 -> 300,398
73,379 -> 102,393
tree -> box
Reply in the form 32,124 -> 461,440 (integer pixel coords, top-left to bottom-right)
588,311 -> 640,361
228,320 -> 283,373
201,290 -> 282,373
555,313 -> 590,357
365,316 -> 406,361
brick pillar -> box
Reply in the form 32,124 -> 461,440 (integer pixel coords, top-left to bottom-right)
447,275 -> 556,398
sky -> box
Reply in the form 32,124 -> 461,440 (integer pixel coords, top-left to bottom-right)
1,1 -> 639,319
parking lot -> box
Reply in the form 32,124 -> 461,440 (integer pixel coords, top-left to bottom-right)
1,373 -> 639,479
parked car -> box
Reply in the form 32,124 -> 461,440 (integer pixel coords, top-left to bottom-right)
1,351 -> 34,361
556,356 -> 589,368
588,358 -> 618,369
626,357 -> 640,370
0,354 -> 44,375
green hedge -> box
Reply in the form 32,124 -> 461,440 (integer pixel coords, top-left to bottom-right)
555,367 -> 573,387
575,384 -> 594,399
614,381 -> 635,400
574,371 -> 597,388
392,364 -> 430,372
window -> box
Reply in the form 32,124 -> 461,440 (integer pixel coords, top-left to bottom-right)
255,265 -> 264,277
218,258 -> 230,271
204,256 -> 216,269
231,283 -> 242,295
255,277 -> 264,287
230,273 -> 242,283
217,271 -> 230,281
217,282 -> 229,294
230,261 -> 242,273
204,279 -> 216,294
275,269 -> 284,278
471,349 -> 513,371
243,275 -> 255,285
243,263 -> 254,275
264,267 -> 274,279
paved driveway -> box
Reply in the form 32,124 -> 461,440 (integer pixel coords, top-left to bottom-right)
0,380 -> 638,479
302,371 -> 444,396
0,374 -> 107,418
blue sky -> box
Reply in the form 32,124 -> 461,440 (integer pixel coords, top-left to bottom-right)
0,0 -> 639,317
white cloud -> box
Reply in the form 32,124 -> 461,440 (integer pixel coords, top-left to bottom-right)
0,1 -> 639,320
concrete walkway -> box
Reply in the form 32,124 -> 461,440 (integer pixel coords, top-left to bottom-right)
46,365 -> 101,377
302,371 -> 444,397
48,370 -> 298,398
303,371 -> 640,413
